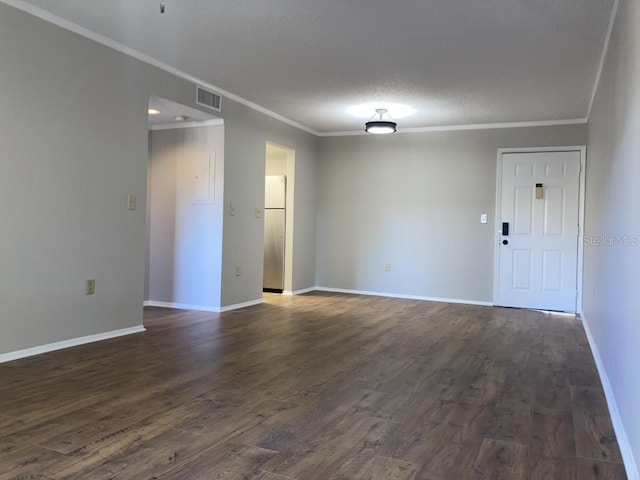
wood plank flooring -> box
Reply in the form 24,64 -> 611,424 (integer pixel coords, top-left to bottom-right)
0,292 -> 627,479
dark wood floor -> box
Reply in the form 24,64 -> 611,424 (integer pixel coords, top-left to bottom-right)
0,292 -> 627,479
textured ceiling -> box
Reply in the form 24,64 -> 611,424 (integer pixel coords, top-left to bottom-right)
12,0 -> 616,133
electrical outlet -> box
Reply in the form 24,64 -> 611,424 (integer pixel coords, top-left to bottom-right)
384,262 -> 391,272
234,265 -> 241,276
255,208 -> 262,218
86,279 -> 96,295
127,194 -> 137,211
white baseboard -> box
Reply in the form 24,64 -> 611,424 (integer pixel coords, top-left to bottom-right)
144,298 -> 264,313
0,325 -> 146,364
219,298 -> 264,312
144,300 -> 220,313
314,287 -> 493,307
283,286 -> 317,296
580,311 -> 639,480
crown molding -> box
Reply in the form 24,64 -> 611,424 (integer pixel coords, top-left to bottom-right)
149,118 -> 224,131
318,118 -> 588,137
586,0 -> 619,121
0,0 -> 318,136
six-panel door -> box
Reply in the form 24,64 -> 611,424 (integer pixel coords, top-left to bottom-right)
497,151 -> 581,312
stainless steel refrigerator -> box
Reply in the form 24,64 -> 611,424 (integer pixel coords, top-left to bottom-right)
263,175 -> 286,292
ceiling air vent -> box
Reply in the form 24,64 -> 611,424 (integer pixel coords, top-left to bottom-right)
196,86 -> 222,112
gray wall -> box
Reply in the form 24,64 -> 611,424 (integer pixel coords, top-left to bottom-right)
0,3 -> 318,355
317,125 -> 587,302
584,0 -> 640,473
221,103 -> 318,306
0,3 -> 185,355
146,125 -> 225,309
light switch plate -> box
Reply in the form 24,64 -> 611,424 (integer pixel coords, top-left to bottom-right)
255,208 -> 262,218
480,214 -> 488,224
127,194 -> 136,211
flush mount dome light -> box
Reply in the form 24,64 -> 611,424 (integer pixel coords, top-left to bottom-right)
148,109 -> 161,115
365,108 -> 397,134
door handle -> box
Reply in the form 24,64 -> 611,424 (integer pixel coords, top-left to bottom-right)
502,222 -> 509,236
502,239 -> 509,245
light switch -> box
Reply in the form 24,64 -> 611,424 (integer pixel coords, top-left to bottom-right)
127,194 -> 136,211
230,203 -> 236,216
480,214 -> 488,224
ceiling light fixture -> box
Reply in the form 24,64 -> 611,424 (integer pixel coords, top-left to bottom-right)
148,109 -> 161,115
365,108 -> 397,134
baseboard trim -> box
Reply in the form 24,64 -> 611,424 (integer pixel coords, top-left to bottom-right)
314,287 -> 493,306
219,298 -> 264,312
0,325 -> 146,364
144,300 -> 220,313
283,287 -> 317,296
144,298 -> 265,313
580,311 -> 639,480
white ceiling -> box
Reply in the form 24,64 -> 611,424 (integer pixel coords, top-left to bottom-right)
12,0 -> 616,134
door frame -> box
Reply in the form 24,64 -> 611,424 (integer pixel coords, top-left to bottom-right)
265,141 -> 295,294
492,146 -> 587,313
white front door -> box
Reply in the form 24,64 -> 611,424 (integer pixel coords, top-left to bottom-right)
496,150 -> 581,312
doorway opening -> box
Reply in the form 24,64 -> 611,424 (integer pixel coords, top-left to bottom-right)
145,95 -> 225,311
264,142 -> 295,294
